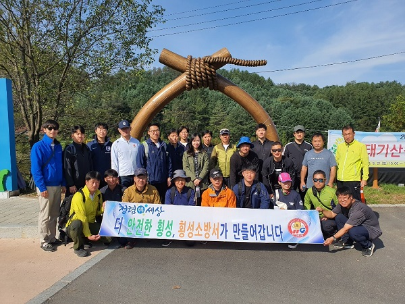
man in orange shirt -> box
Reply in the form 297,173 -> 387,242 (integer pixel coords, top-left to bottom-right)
201,169 -> 236,208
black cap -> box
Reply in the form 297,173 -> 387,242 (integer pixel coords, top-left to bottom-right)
210,169 -> 223,178
118,120 -> 130,129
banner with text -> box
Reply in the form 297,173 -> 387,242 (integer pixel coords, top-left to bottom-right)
327,130 -> 405,168
99,202 -> 324,244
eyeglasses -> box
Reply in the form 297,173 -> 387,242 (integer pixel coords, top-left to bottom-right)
149,129 -> 160,133
47,127 -> 59,131
271,149 -> 282,153
313,178 -> 325,183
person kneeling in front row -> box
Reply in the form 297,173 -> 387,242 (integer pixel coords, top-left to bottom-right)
66,171 -> 111,257
318,186 -> 382,257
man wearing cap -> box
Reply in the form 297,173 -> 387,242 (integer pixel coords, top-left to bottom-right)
251,123 -> 274,182
136,122 -> 172,204
232,166 -> 271,209
209,128 -> 237,186
283,125 -> 312,199
201,169 -> 236,208
121,167 -> 161,249
229,136 -> 260,188
335,125 -> 369,201
111,119 -> 141,188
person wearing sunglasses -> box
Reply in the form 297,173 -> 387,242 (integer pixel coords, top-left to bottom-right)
31,120 -> 66,252
261,141 -> 295,199
303,170 -> 338,239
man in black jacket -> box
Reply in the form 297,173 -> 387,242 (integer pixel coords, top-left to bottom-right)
283,125 -> 312,199
229,137 -> 260,188
64,125 -> 93,196
251,123 -> 274,182
262,141 -> 295,198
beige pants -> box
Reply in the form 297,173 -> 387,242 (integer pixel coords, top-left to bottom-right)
37,186 -> 61,244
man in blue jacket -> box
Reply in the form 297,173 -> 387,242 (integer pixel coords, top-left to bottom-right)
136,123 -> 172,203
30,120 -> 66,252
232,166 -> 271,209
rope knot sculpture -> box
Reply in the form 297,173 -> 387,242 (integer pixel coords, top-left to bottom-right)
185,55 -> 267,91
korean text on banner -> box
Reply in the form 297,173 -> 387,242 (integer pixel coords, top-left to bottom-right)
99,202 -> 324,244
327,130 -> 405,168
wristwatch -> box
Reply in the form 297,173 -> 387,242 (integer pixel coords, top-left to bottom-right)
332,235 -> 337,242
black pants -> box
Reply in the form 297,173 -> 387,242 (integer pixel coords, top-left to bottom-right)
120,175 -> 134,188
321,219 -> 337,239
151,182 -> 168,204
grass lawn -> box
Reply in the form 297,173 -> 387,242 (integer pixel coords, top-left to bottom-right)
364,183 -> 405,205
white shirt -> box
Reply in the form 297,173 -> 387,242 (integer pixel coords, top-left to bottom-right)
111,136 -> 140,176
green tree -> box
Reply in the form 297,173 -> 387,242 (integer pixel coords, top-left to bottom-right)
0,0 -> 164,146
382,95 -> 405,131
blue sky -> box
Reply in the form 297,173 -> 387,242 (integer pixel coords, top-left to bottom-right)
147,0 -> 405,87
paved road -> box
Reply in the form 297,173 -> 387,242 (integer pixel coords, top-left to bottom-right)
42,207 -> 405,304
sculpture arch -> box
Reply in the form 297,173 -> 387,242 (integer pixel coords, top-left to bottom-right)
130,48 -> 279,142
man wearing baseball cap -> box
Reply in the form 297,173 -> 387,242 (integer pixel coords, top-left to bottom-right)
209,128 -> 237,186
201,168 -> 236,208
121,167 -> 161,249
229,136 -> 260,188
111,119 -> 141,188
283,125 -> 312,199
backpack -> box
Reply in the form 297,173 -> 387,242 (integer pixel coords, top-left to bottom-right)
170,186 -> 193,203
58,189 -> 101,245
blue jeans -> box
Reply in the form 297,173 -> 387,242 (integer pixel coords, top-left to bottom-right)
334,213 -> 371,249
120,175 -> 134,188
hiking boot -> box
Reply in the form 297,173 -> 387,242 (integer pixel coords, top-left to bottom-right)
161,240 -> 172,247
41,243 -> 55,252
125,241 -> 136,249
84,242 -> 93,249
333,240 -> 354,249
288,243 -> 298,249
362,243 -> 375,257
74,249 -> 89,257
